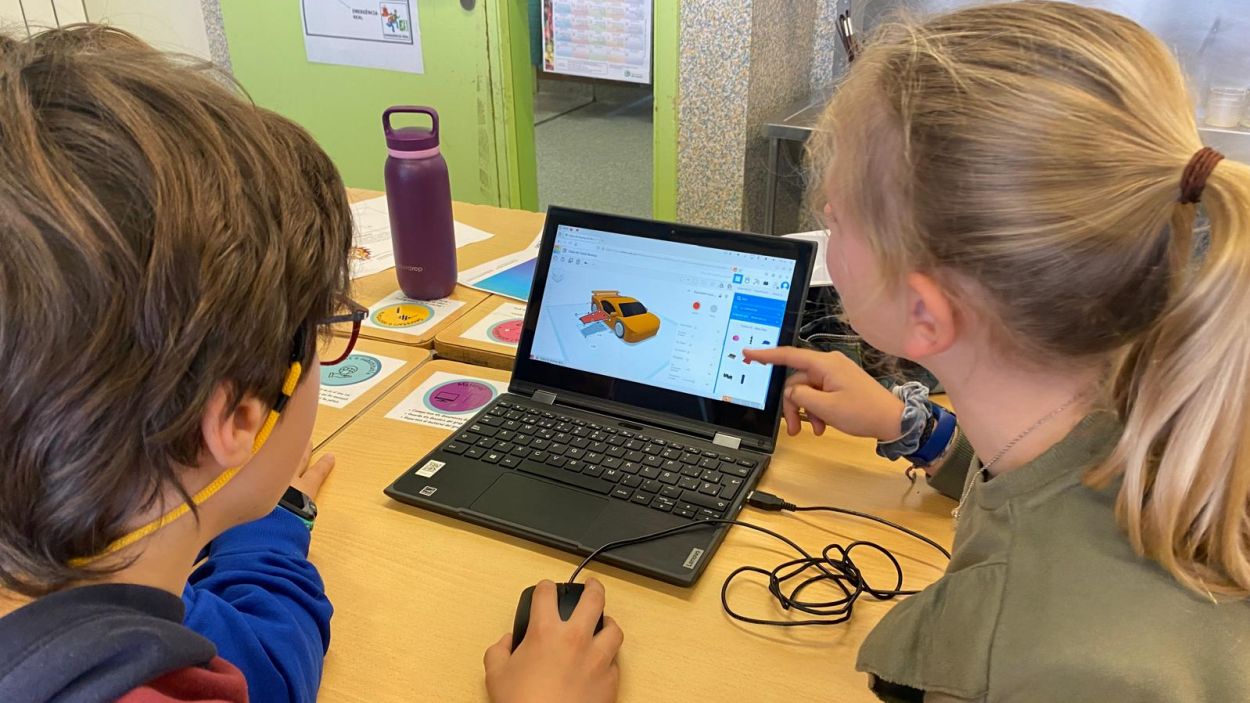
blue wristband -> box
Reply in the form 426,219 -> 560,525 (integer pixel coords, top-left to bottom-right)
907,402 -> 956,466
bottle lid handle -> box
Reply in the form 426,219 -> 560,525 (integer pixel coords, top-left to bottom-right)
383,106 -> 439,139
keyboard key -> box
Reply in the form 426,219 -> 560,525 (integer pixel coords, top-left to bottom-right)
661,485 -> 682,499
654,439 -> 667,446
651,497 -> 675,513
503,421 -> 521,431
673,507 -> 696,519
643,444 -> 663,456
510,446 -> 530,457
602,457 -> 623,469
465,447 -> 485,459
662,459 -> 682,472
586,452 -> 604,464
496,430 -> 515,442
700,469 -> 721,483
719,455 -> 734,463
622,475 -> 642,488
670,443 -> 685,451
548,444 -> 567,456
443,442 -> 467,455
642,479 -> 663,493
638,435 -> 653,443
498,400 -> 513,409
719,481 -> 743,500
625,439 -> 645,451
658,471 -> 679,485
483,451 -> 503,464
456,432 -> 477,443
583,464 -> 604,478
494,442 -> 514,454
625,450 -> 646,462
607,446 -> 627,458
602,468 -> 622,483
566,447 -> 585,459
681,453 -> 700,465
590,431 -> 608,442
556,422 -> 574,432
518,460 -> 612,495
640,465 -> 661,479
662,448 -> 682,460
642,455 -> 664,468
480,415 -> 503,426
678,477 -> 700,491
572,426 -> 591,437
698,508 -> 723,520
677,502 -> 703,514
612,486 -> 633,500
630,491 -> 654,506
607,435 -> 627,447
620,461 -> 640,474
476,437 -> 497,449
738,458 -> 758,468
513,435 -> 533,447
681,464 -> 702,478
571,437 -> 590,449
681,491 -> 729,512
698,481 -> 720,496
536,429 -> 555,439
547,456 -> 567,468
589,422 -> 601,429
721,464 -> 751,478
529,451 -> 549,463
620,430 -> 634,438
698,457 -> 720,470
501,456 -> 520,469
468,424 -> 498,438
589,441 -> 608,453
702,451 -> 718,458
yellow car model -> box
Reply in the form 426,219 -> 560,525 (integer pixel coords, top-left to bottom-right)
590,290 -> 660,343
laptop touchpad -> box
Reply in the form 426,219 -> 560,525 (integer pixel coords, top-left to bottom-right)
470,473 -> 606,542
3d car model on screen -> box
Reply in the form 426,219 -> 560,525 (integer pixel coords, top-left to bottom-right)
589,290 -> 660,342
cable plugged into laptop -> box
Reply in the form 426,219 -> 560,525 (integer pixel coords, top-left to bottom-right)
745,490 -> 794,512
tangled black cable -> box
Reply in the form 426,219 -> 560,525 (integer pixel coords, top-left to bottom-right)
568,490 -> 950,628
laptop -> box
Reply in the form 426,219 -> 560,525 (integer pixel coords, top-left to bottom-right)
385,207 -> 816,585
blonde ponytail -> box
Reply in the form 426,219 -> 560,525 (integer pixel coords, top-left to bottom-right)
809,0 -> 1250,598
1091,159 -> 1250,598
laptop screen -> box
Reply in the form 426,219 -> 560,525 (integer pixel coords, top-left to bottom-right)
529,225 -> 797,410
511,207 -> 815,449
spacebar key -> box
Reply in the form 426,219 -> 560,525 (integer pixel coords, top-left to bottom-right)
519,460 -> 612,495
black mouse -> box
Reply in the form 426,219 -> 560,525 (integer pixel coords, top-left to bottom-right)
511,582 -> 604,651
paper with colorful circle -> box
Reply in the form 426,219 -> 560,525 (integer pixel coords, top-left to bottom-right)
460,301 -> 528,347
385,370 -> 510,429
318,353 -> 407,408
362,290 -> 465,336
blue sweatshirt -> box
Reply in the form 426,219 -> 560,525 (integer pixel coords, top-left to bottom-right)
182,508 -> 333,703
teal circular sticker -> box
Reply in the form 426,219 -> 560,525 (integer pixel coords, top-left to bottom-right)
320,354 -> 382,387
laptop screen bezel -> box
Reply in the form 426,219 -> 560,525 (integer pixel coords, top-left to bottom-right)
510,206 -> 816,448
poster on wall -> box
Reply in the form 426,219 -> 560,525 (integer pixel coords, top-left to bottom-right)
542,0 -> 652,84
301,0 -> 424,74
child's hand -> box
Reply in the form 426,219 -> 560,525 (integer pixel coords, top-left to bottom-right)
484,579 -> 623,703
743,346 -> 904,441
290,443 -> 335,500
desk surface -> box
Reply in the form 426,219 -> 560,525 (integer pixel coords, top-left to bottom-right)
311,360 -> 955,702
344,189 -> 545,348
433,295 -> 523,370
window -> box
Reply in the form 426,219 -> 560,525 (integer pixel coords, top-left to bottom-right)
619,301 -> 647,317
601,301 -> 616,314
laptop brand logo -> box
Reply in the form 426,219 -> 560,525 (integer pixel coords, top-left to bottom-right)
418,485 -> 438,497
682,548 -> 705,570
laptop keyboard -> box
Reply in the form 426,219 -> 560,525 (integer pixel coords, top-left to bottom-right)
441,400 -> 759,521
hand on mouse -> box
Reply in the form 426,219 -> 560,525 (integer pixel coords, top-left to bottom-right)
484,578 -> 623,703
743,346 -> 904,441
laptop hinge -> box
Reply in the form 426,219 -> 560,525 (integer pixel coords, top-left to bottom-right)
712,433 -> 742,450
531,390 -> 557,405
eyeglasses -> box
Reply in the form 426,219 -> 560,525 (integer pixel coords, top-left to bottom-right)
316,295 -> 369,366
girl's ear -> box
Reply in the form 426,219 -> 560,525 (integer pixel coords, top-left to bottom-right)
200,383 -> 265,470
900,271 -> 957,361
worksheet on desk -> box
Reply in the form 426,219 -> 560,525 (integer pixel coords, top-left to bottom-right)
385,371 -> 510,429
349,196 -> 495,280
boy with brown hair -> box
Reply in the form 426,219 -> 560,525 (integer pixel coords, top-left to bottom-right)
0,24 -> 623,703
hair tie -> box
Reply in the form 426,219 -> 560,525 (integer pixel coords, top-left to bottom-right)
1179,146 -> 1225,204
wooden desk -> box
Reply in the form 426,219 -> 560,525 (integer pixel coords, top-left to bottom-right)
433,295 -> 525,370
311,361 -> 955,702
310,339 -> 430,450
344,188 -> 546,348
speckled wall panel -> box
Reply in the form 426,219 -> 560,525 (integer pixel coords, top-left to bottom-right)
676,0 -> 752,231
741,0 -> 816,233
201,0 -> 231,73
809,0 -> 846,97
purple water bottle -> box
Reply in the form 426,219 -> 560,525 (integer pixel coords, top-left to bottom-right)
383,106 -> 456,299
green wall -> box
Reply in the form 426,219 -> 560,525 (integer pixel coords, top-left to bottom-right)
220,2 -> 535,207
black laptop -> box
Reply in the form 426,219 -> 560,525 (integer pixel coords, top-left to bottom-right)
385,207 -> 815,585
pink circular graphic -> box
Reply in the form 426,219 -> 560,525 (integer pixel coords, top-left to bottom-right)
733,335 -> 741,342
488,318 -> 524,345
423,380 -> 497,414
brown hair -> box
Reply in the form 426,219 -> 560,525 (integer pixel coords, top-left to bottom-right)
809,1 -> 1250,597
0,26 -> 352,595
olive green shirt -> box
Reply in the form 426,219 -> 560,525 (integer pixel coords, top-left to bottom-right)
857,412 -> 1250,702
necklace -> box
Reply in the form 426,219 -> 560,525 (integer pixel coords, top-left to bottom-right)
952,389 -> 1090,522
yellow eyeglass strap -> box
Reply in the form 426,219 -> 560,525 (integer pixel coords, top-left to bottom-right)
69,360 -> 304,566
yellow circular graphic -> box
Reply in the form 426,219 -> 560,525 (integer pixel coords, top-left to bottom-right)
371,303 -> 433,328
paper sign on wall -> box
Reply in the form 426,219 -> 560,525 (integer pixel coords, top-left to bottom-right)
363,291 -> 465,337
461,302 -> 528,346
301,0 -> 424,75
318,352 -> 407,408
385,371 -> 509,429
541,0 -> 652,84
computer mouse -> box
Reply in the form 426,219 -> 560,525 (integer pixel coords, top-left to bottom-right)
511,582 -> 604,651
